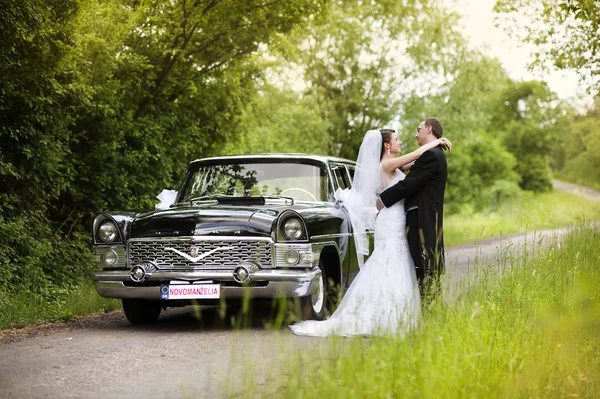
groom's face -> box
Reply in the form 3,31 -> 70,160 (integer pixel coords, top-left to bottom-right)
415,121 -> 429,146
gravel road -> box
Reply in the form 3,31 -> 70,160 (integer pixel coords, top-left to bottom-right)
1,181 -> 598,399
552,179 -> 600,201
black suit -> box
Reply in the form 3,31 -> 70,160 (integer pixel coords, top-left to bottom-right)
379,146 -> 447,296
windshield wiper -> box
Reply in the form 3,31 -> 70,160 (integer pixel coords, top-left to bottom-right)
262,195 -> 295,204
187,194 -> 295,206
188,194 -> 234,203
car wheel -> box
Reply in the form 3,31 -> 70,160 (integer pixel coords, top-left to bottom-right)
301,261 -> 327,320
122,299 -> 162,324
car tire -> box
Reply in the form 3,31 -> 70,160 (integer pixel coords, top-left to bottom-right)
122,299 -> 162,324
301,260 -> 327,321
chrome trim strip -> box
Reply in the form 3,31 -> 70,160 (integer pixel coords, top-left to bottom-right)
95,279 -> 319,299
93,267 -> 321,283
311,233 -> 354,239
311,240 -> 341,256
191,154 -> 354,164
93,267 -> 322,300
128,236 -> 274,243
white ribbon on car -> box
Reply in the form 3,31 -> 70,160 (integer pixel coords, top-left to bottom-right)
155,189 -> 178,210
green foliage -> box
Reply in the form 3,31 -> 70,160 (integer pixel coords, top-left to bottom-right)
402,48 -> 566,198
400,52 -> 560,209
220,84 -> 331,155
494,81 -> 567,192
0,0 -> 90,299
555,106 -> 600,189
445,131 -> 520,214
274,0 -> 466,159
402,51 -> 511,140
495,0 -> 600,89
444,190 -> 600,247
0,281 -> 121,329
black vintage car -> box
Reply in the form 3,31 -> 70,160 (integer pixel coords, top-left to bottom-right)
92,154 -> 366,324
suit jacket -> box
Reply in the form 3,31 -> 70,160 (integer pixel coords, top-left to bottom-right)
379,145 -> 447,272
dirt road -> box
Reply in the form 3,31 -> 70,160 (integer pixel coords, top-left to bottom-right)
552,179 -> 600,201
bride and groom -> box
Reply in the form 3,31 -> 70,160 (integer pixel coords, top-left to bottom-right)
290,118 -> 450,337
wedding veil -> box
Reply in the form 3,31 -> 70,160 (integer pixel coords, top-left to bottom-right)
336,129 -> 383,268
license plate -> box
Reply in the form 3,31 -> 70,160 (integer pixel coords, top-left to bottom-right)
160,284 -> 220,300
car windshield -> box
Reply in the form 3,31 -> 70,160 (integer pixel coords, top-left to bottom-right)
179,161 -> 331,202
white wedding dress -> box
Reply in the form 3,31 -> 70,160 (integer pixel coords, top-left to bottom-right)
290,169 -> 420,337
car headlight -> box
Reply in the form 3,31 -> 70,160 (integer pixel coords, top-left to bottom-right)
283,218 -> 303,240
103,250 -> 118,265
98,221 -> 118,242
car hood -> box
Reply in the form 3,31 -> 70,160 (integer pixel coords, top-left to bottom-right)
130,204 -> 282,238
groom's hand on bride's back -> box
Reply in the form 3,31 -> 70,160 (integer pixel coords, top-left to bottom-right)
376,198 -> 384,211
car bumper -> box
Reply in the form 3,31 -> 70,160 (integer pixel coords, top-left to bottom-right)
92,267 -> 322,300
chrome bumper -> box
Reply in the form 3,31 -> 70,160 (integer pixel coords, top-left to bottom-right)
92,267 -> 322,300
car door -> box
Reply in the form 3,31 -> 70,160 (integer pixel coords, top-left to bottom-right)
330,164 -> 361,287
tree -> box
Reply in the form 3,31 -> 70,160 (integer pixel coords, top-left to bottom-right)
401,51 -> 511,141
0,0 -> 87,293
273,0 -> 466,159
556,103 -> 600,189
492,80 -> 568,192
53,0 -> 329,229
494,0 -> 600,90
399,51 -> 523,212
221,84 -> 331,155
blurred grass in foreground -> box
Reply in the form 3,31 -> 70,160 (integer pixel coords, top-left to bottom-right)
445,190 -> 600,247
247,225 -> 600,398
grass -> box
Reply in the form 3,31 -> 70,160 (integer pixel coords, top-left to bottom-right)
445,190 -> 600,247
248,224 -> 600,398
0,282 -> 121,330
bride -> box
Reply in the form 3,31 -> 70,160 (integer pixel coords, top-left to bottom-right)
290,129 -> 451,337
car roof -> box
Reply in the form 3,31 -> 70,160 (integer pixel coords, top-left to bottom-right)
189,153 -> 356,166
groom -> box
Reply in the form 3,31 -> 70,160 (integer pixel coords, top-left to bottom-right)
377,118 -> 448,298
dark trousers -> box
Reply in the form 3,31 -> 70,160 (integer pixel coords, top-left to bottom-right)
406,210 -> 425,295
406,210 -> 440,299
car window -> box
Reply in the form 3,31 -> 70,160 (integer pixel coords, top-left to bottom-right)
347,166 -> 355,186
181,162 -> 331,202
331,165 -> 352,190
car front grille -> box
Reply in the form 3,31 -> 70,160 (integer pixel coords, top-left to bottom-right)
127,238 -> 273,270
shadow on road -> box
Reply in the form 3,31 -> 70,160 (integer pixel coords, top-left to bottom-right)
102,300 -> 294,334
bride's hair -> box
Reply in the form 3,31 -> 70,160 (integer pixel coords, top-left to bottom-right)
379,129 -> 395,159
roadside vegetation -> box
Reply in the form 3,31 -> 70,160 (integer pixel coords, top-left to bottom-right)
243,224 -> 600,398
444,190 -> 600,247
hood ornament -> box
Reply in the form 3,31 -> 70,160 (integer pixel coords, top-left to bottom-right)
165,246 -> 233,263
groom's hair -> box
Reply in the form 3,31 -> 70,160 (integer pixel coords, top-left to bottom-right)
424,118 -> 443,139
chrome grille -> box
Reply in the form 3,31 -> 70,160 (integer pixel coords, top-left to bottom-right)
127,238 -> 273,270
